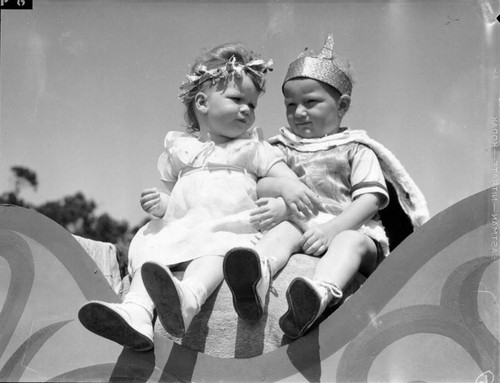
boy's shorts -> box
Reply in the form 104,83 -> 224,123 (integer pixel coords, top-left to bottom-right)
372,238 -> 386,267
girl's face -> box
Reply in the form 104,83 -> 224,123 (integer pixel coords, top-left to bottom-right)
283,78 -> 350,139
198,74 -> 259,144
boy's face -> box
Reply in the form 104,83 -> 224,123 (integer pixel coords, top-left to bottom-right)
198,74 -> 259,143
283,78 -> 349,139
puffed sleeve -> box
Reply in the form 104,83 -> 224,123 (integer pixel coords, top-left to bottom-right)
157,132 -> 186,182
272,143 -> 293,165
250,140 -> 286,178
350,144 -> 389,209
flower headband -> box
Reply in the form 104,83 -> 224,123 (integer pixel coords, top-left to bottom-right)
178,56 -> 273,104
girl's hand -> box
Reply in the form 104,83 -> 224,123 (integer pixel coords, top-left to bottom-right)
301,223 -> 335,256
279,179 -> 322,219
140,188 -> 167,218
249,197 -> 288,231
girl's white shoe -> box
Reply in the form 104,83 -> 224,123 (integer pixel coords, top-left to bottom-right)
141,261 -> 205,338
78,301 -> 154,351
223,247 -> 271,321
279,277 -> 343,339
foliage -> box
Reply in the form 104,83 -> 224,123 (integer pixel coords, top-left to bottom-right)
0,191 -> 30,208
90,213 -> 130,244
11,166 -> 38,193
0,166 -> 38,208
1,166 -> 133,245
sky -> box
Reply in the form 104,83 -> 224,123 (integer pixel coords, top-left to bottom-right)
1,0 -> 498,227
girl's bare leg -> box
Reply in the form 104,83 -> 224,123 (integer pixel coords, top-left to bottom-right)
183,255 -> 224,296
254,221 -> 303,275
224,221 -> 303,320
141,255 -> 224,337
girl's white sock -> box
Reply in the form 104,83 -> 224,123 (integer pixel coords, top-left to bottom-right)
181,277 -> 208,313
122,268 -> 155,316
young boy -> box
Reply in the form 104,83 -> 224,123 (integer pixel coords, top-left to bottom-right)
223,35 -> 429,339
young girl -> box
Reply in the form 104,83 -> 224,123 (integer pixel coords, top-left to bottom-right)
78,43 -> 317,351
224,35 -> 429,338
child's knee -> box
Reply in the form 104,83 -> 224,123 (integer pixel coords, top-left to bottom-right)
263,221 -> 301,245
333,230 -> 373,254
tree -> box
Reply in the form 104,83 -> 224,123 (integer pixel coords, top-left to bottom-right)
11,166 -> 38,195
89,213 -> 129,244
37,192 -> 96,235
2,166 -> 134,246
0,166 -> 38,207
2,166 -> 134,276
36,192 -> 129,244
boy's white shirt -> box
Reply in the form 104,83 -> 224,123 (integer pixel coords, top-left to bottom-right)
269,127 -> 430,230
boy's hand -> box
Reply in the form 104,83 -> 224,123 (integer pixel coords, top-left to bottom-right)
249,197 -> 287,231
301,223 -> 335,256
278,179 -> 322,219
140,188 -> 167,218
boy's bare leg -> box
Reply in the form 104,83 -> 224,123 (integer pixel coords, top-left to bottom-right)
314,230 -> 378,289
280,230 -> 378,339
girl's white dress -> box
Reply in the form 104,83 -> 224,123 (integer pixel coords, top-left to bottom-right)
127,129 -> 282,275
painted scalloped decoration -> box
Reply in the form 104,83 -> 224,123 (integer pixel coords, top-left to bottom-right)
0,188 -> 498,382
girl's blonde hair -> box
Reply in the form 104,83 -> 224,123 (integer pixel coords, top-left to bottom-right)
181,43 -> 268,133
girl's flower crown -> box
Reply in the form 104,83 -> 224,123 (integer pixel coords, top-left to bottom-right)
178,56 -> 273,104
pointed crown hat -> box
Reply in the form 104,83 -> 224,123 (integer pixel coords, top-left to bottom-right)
283,35 -> 353,96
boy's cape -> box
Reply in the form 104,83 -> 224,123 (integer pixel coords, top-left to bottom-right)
269,127 -> 430,251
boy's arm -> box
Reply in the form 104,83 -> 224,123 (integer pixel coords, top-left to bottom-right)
302,193 -> 381,256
